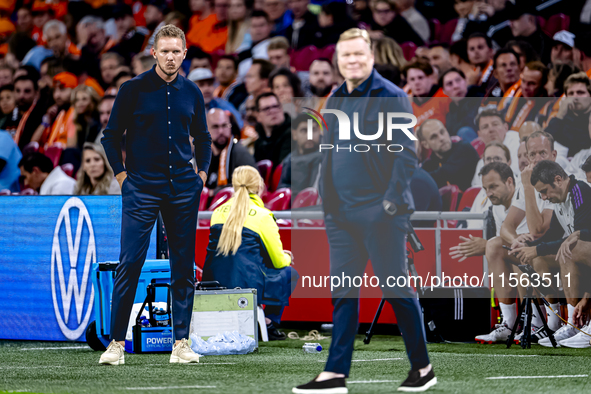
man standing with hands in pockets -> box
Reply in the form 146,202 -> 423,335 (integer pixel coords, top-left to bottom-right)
100,25 -> 211,365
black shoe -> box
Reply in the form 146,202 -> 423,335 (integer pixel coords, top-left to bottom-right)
398,368 -> 437,392
292,376 -> 348,393
266,322 -> 286,341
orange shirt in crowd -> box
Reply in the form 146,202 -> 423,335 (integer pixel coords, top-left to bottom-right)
411,88 -> 450,128
186,14 -> 227,53
44,107 -> 75,149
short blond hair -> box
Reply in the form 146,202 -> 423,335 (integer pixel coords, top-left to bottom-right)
154,24 -> 186,49
267,36 -> 289,52
337,28 -> 371,52
564,71 -> 591,95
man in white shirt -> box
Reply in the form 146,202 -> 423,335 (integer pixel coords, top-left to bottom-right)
471,108 -> 520,187
19,152 -> 75,195
480,131 -> 563,343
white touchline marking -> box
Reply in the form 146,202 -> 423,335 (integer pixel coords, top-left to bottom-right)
145,363 -> 235,366
441,354 -> 540,358
126,386 -> 216,390
0,366 -> 66,370
348,380 -> 400,384
21,346 -> 89,350
318,358 -> 403,362
486,375 -> 588,380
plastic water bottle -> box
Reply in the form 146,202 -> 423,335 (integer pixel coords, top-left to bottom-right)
154,308 -> 170,327
303,343 -> 322,353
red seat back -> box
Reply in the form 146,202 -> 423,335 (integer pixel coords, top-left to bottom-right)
199,187 -> 210,211
439,184 -> 461,211
22,141 -> 39,156
61,163 -> 75,178
292,187 -> 319,209
543,14 -> 570,37
256,160 -> 273,189
208,187 -> 234,211
270,163 -> 283,192
264,188 -> 292,211
290,45 -> 319,72
0,189 -> 11,195
45,146 -> 63,167
457,186 -> 482,212
400,41 -> 417,61
429,18 -> 441,43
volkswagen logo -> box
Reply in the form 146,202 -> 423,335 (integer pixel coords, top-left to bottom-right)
51,197 -> 95,340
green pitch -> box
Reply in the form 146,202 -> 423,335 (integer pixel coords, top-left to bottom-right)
1,330 -> 590,394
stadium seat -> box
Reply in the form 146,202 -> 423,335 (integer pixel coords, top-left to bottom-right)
439,184 -> 461,228
292,187 -> 319,209
457,186 -> 482,212
264,188 -> 292,211
270,163 -> 283,192
0,189 -> 11,195
61,163 -> 75,178
256,160 -> 273,189
290,45 -> 319,72
208,187 -> 234,211
471,138 -> 486,158
543,14 -> 570,37
318,44 -> 336,62
429,18 -> 441,43
400,41 -> 417,61
45,146 -> 63,167
19,188 -> 38,195
199,187 -> 210,211
440,18 -> 458,44
22,141 -> 39,156
439,184 -> 461,211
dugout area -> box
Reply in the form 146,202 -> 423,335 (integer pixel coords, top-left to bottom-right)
1,332 -> 590,394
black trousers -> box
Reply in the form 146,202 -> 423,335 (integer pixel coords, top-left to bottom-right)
324,213 -> 430,376
110,178 -> 200,341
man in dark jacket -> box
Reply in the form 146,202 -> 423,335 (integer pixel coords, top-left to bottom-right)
285,0 -> 320,49
278,113 -> 322,196
420,119 -> 480,191
253,92 -> 291,168
293,28 -> 435,394
205,108 -> 256,194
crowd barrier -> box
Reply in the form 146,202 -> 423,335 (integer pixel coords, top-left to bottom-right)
0,196 -> 486,341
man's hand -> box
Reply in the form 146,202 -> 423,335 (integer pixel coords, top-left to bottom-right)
573,296 -> 590,328
449,235 -> 487,262
509,246 -> 537,264
116,171 -> 127,189
511,233 -> 534,250
520,163 -> 534,187
197,170 -> 207,184
464,66 -> 481,86
556,231 -> 580,265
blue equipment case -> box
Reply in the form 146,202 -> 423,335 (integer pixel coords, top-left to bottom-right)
88,260 -> 173,351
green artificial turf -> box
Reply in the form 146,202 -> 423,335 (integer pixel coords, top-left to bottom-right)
1,330 -> 591,394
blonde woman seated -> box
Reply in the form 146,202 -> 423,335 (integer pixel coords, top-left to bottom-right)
74,142 -> 120,195
203,166 -> 298,340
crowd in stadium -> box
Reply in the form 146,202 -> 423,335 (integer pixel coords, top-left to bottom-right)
1,0 -> 591,347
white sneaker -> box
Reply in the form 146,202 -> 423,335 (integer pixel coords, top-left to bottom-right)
170,338 -> 200,363
99,340 -> 125,365
559,324 -> 591,348
539,324 -> 578,347
475,324 -> 512,344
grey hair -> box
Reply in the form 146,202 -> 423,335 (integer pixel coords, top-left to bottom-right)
79,16 -> 105,31
43,20 -> 67,39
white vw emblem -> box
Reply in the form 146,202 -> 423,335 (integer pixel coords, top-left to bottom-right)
51,197 -> 95,340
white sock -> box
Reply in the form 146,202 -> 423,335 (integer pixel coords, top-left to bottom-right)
500,303 -> 517,328
568,304 -> 576,325
546,303 -> 561,331
532,302 -> 544,328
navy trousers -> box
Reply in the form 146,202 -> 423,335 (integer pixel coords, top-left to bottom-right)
110,178 -> 200,341
324,213 -> 430,376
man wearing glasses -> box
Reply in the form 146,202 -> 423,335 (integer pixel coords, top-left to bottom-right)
205,108 -> 256,195
253,92 -> 291,168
